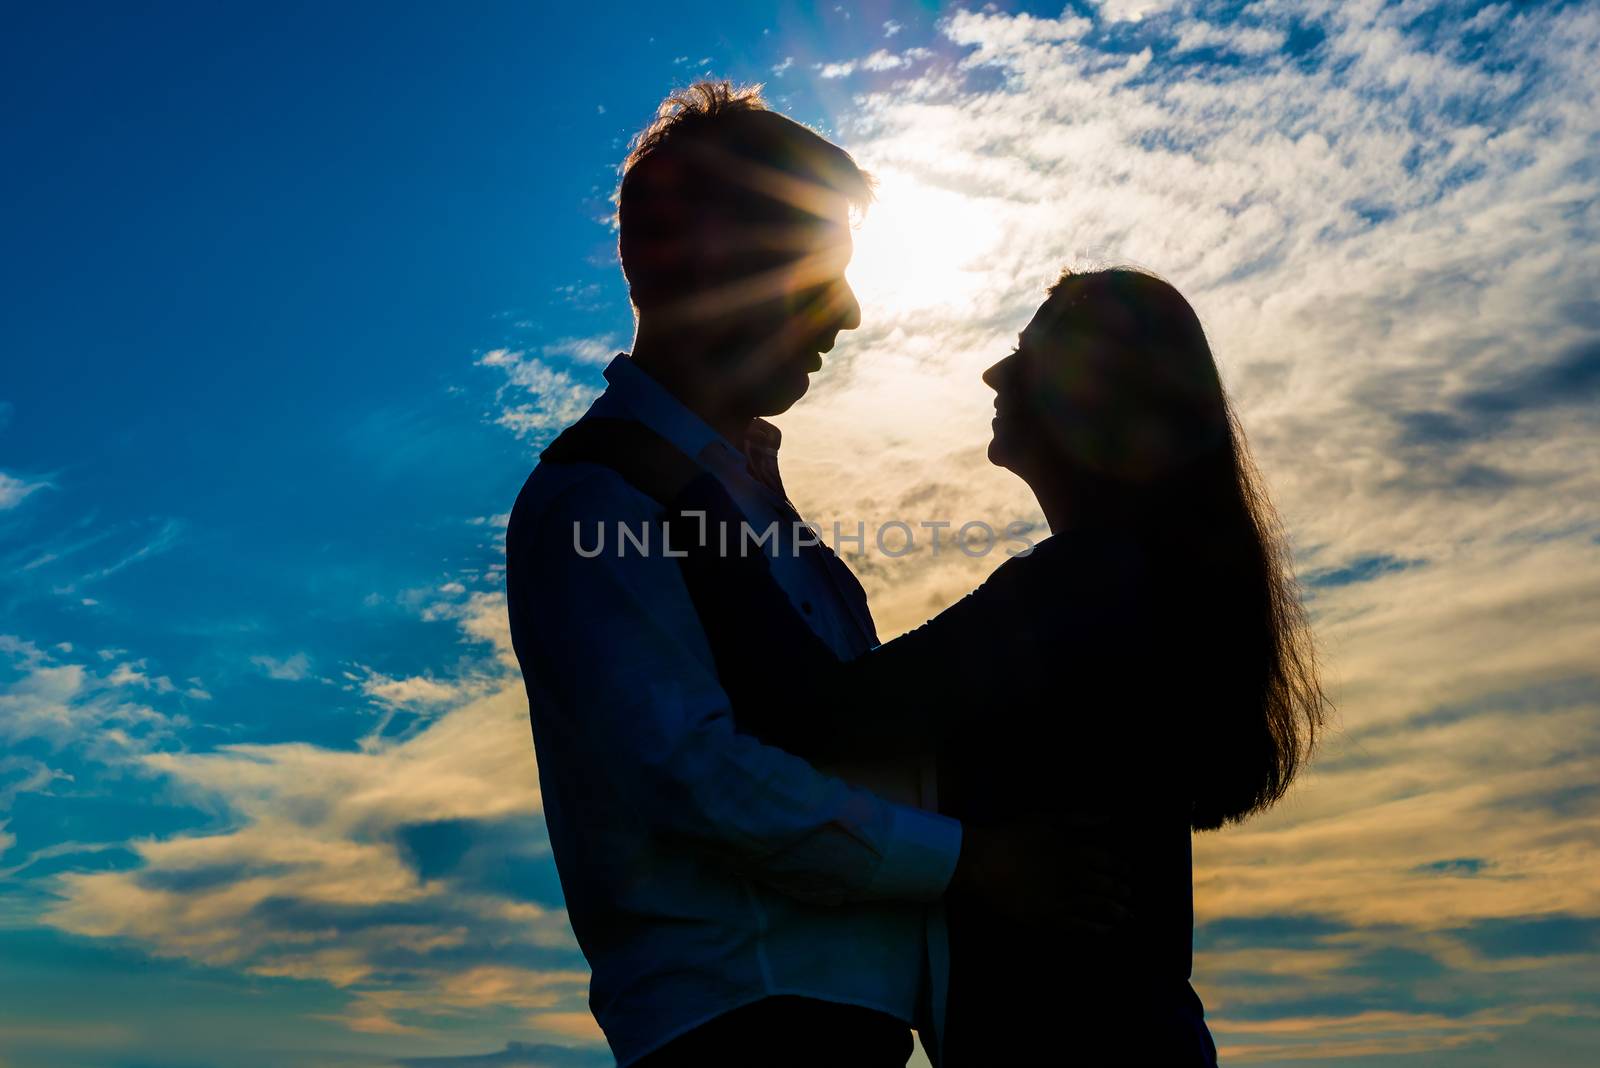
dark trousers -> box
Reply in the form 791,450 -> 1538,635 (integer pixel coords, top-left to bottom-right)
633,995 -> 914,1068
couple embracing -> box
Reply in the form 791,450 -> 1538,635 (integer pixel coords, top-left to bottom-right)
506,81 -> 1325,1067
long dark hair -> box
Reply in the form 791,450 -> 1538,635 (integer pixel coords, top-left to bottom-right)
1039,268 -> 1328,830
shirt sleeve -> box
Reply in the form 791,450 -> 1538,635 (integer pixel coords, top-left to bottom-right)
506,467 -> 962,906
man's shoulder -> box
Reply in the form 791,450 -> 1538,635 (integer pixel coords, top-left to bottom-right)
507,454 -> 663,552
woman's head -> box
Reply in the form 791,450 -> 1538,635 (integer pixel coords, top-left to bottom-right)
986,268 -> 1227,494
986,267 -> 1327,829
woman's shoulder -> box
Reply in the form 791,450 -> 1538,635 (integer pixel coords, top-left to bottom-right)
903,530 -> 1159,657
970,529 -> 1158,648
987,528 -> 1153,594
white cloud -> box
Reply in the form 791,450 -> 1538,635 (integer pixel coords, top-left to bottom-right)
540,336 -> 616,364
478,11 -> 1586,1040
780,0 -> 1600,630
463,2 -> 1600,1044
41,589 -> 571,1039
32,2 -> 1596,1057
0,754 -> 71,814
250,652 -> 311,681
741,6 -> 1600,1049
818,47 -> 935,80
1094,0 -> 1180,23
1463,3 -> 1510,34
359,672 -> 462,710
1173,20 -> 1286,55
942,7 -> 1092,57
105,659 -> 177,693
477,349 -> 600,440
422,589 -> 517,670
0,471 -> 49,510
0,634 -> 50,669
53,517 -> 185,592
0,637 -> 188,759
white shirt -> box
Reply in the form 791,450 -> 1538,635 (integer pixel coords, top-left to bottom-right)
505,354 -> 961,1066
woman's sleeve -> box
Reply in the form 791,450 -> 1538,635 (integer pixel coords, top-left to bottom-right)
663,474 -> 1053,763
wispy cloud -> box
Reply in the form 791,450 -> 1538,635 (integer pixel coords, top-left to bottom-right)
1094,0 -> 1180,24
817,47 -> 933,79
389,1038 -> 609,1067
780,0 -> 1600,624
476,348 -> 601,441
360,671 -> 463,709
763,2 -> 1600,1057
540,337 -> 616,364
0,636 -> 195,893
441,2 -> 1600,1059
0,636 -> 190,758
0,470 -> 50,510
250,651 -> 311,681
33,580 -> 579,1042
1173,19 -> 1287,56
43,516 -> 186,594
13,3 -> 1596,1064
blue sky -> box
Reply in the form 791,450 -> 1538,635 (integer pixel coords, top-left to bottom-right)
3,2 -> 1599,1066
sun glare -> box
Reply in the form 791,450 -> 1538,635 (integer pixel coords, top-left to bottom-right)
847,167 -> 1000,316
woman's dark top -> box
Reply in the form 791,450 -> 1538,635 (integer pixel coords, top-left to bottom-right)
663,472 -> 1218,1066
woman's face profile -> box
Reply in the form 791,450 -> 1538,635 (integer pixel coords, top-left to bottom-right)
983,294 -> 1087,476
986,286 -> 1199,487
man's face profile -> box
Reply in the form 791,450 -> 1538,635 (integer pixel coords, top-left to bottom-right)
719,196 -> 861,417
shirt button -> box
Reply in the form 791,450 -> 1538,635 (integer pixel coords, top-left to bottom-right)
801,601 -> 814,614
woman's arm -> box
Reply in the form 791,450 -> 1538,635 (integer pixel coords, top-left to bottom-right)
663,473 -> 925,761
663,474 -> 1054,763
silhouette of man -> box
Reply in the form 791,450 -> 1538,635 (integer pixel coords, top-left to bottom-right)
505,83 -> 958,1066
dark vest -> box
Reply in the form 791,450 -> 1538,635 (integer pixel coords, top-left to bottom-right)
539,415 -> 877,656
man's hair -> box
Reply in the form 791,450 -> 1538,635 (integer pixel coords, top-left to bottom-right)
617,81 -> 873,313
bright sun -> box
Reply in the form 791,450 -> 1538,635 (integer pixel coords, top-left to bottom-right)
846,166 -> 1001,316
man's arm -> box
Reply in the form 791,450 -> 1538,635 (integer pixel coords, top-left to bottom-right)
507,468 -> 962,906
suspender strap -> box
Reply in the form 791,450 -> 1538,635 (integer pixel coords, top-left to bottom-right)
539,417 -> 705,506
540,415 -> 880,647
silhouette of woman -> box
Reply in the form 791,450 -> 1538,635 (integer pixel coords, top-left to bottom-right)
657,268 -> 1328,1066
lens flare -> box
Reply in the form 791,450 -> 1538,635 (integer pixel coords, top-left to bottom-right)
847,166 -> 1000,316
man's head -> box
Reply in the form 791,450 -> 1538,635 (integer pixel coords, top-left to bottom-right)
618,82 -> 869,418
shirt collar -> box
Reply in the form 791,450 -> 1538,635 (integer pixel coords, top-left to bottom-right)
599,353 -> 747,462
